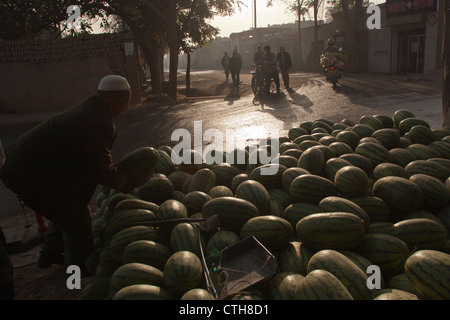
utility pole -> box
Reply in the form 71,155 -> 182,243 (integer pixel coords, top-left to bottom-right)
254,0 -> 257,29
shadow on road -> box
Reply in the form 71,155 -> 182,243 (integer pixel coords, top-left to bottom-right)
253,92 -> 299,130
224,86 -> 241,105
285,87 -> 314,113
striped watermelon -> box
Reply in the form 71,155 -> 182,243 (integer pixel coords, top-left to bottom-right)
180,288 -> 215,300
319,196 -> 370,231
408,125 -> 437,145
123,240 -> 172,272
324,157 -> 353,181
359,115 -> 384,131
328,142 -> 354,156
113,199 -> 159,215
339,153 -> 374,177
307,249 -> 375,300
280,142 -> 301,154
275,155 -> 298,169
182,191 -> 212,216
387,273 -> 420,296
109,226 -> 160,262
277,241 -> 314,276
185,168 -> 216,194
212,163 -> 242,188
372,176 -> 423,215
296,269 -> 354,300
248,164 -> 287,189
373,163 -> 407,181
390,218 -> 448,251
299,121 -> 313,133
201,197 -> 260,234
268,188 -> 291,209
319,135 -> 339,146
355,142 -> 392,166
167,170 -> 191,192
312,120 -> 334,133
162,251 -> 204,298
404,249 -> 450,300
334,166 -> 370,197
296,212 -> 366,251
389,148 -> 417,168
156,199 -> 189,220
399,118 -> 430,135
170,222 -> 205,257
393,109 -> 415,127
268,272 -> 304,300
282,148 -> 303,159
351,123 -> 375,139
367,221 -> 394,235
230,173 -> 249,193
406,143 -> 442,160
112,284 -> 174,300
154,149 -> 176,176
374,289 -> 420,300
282,202 -> 323,229
297,147 -> 325,175
409,174 -> 449,209
336,130 -> 361,150
427,141 -> 450,159
207,185 -> 233,198
405,159 -> 450,182
109,263 -> 164,297
374,114 -> 394,128
355,233 -> 410,279
288,127 -> 309,141
290,174 -> 338,204
117,147 -> 159,180
298,140 -> 321,151
240,215 -> 293,251
206,230 -> 241,257
293,134 -> 317,145
235,179 -> 272,215
281,167 -> 310,192
347,196 -> 392,222
104,209 -> 157,240
135,175 -> 175,205
371,128 -> 400,150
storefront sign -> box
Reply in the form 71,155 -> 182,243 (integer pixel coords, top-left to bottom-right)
386,0 -> 438,17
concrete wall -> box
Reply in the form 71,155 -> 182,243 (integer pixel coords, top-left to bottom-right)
0,33 -> 141,114
368,5 -> 392,73
423,12 -> 439,73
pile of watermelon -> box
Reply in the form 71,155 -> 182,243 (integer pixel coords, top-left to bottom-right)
82,109 -> 450,300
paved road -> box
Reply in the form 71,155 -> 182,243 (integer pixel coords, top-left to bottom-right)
0,71 -> 444,218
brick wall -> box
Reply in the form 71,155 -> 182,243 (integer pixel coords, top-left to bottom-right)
0,33 -> 141,114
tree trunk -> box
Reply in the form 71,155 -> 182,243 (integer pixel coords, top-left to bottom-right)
186,52 -> 191,97
167,0 -> 179,101
297,0 -> 302,70
443,0 -> 450,126
148,43 -> 164,94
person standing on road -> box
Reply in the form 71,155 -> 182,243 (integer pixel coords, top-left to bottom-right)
253,46 -> 264,65
229,49 -> 242,87
257,45 -> 280,94
221,52 -> 230,82
0,75 -> 153,276
276,47 -> 292,88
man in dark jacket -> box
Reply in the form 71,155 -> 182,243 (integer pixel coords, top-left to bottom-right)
0,75 -> 150,275
276,47 -> 292,88
229,49 -> 242,87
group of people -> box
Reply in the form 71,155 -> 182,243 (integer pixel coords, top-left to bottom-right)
221,45 -> 293,93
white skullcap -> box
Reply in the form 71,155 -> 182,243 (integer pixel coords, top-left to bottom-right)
98,75 -> 131,91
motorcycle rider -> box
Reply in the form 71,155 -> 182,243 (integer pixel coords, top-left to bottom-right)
256,45 -> 281,94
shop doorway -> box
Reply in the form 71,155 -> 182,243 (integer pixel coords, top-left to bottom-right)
397,30 -> 425,74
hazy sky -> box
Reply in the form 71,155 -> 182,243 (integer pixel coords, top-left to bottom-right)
209,0 -> 386,38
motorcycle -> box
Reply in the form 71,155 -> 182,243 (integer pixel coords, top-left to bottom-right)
322,62 -> 342,88
320,49 -> 345,88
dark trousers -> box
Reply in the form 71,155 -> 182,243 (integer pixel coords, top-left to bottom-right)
224,67 -> 230,81
0,227 -> 14,300
280,68 -> 290,87
231,71 -> 240,86
265,71 -> 280,91
18,192 -> 94,272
